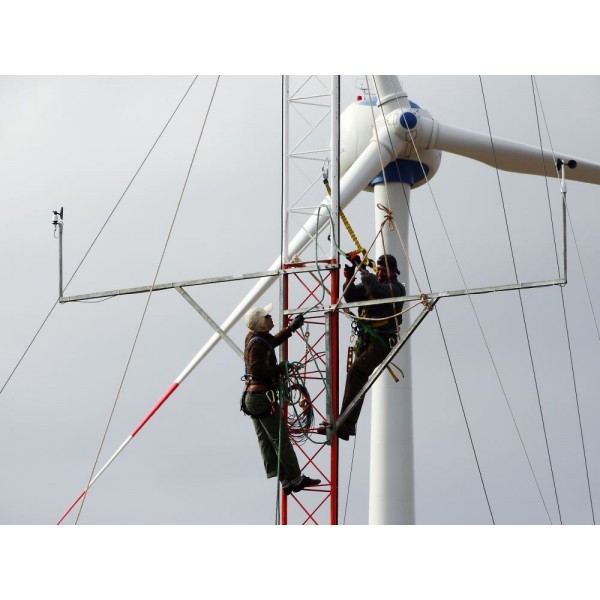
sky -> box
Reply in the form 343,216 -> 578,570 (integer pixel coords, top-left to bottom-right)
1,3 -> 600,599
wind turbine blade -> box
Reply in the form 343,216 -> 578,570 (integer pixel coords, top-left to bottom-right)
433,121 -> 600,185
176,139 -> 388,383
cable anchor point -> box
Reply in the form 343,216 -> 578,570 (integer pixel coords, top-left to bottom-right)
420,293 -> 434,311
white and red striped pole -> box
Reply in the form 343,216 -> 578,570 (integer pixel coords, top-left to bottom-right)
57,381 -> 180,524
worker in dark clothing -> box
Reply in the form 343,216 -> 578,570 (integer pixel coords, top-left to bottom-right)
337,254 -> 406,441
241,302 -> 321,495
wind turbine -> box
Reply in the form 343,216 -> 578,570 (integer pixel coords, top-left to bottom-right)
58,75 -> 600,525
182,75 -> 600,524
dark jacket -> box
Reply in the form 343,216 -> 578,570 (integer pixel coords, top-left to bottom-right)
244,328 -> 293,389
344,271 -> 406,335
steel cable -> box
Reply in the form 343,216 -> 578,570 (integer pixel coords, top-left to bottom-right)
74,76 -> 220,523
0,76 -> 199,401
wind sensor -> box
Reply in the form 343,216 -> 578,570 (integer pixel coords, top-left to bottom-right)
52,207 -> 64,297
52,207 -> 64,236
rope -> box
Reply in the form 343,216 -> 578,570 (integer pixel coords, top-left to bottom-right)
341,429 -> 358,525
527,76 -> 564,523
334,211 -> 394,311
296,320 -> 334,438
279,360 -> 315,445
558,286 -> 596,524
564,217 -> 598,524
74,75 -> 221,523
479,76 -> 553,524
433,308 -> 496,523
0,76 -> 199,402
532,77 -> 596,524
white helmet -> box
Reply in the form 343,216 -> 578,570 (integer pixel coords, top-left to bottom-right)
244,302 -> 273,331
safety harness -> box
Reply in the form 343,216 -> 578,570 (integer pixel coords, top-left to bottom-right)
350,319 -> 405,382
241,335 -> 278,417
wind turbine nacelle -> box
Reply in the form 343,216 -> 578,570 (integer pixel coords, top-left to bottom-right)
340,96 -> 442,192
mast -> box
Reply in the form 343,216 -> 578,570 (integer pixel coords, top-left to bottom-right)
369,181 -> 414,523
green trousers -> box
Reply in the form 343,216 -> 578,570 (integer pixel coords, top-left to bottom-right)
243,391 -> 301,482
340,333 -> 395,433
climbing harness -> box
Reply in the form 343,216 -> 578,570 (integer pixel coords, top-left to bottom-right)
240,335 -> 279,417
347,319 -> 405,381
239,385 -> 277,417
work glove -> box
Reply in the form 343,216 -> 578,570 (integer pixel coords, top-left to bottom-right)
343,264 -> 355,279
289,313 -> 304,332
346,251 -> 362,267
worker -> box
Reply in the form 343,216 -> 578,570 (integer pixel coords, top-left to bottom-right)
337,254 -> 406,440
241,302 -> 321,495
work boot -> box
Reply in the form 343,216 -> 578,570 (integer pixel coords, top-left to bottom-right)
291,475 -> 321,494
336,424 -> 356,441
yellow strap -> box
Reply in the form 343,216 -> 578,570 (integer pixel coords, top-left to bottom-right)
324,178 -> 367,258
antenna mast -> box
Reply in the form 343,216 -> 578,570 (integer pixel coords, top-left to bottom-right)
52,207 -> 64,298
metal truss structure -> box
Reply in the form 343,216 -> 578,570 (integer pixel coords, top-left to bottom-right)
280,259 -> 340,524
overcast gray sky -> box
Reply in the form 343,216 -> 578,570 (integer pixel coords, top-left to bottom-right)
2,70 -> 599,591
1,3 -> 599,599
